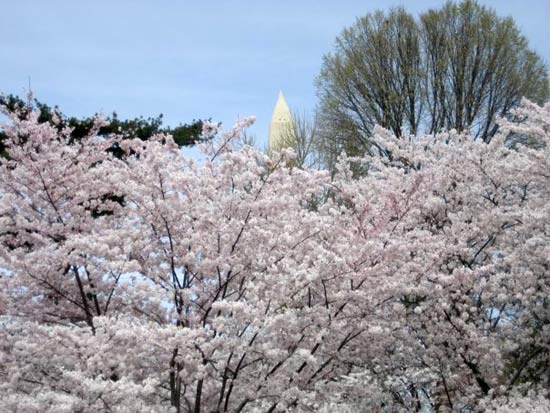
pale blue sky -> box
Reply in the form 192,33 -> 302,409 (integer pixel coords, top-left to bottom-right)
2,0 -> 549,148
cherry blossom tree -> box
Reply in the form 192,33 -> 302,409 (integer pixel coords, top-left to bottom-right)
321,100 -> 550,411
0,99 -> 548,412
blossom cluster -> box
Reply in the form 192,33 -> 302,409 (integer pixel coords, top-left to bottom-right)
0,100 -> 548,412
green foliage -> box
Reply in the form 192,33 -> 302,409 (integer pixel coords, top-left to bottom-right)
0,94 -> 207,158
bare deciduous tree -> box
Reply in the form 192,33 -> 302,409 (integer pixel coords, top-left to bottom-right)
269,110 -> 323,169
316,1 -> 549,170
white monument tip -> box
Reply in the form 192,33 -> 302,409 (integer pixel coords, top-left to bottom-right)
268,91 -> 294,153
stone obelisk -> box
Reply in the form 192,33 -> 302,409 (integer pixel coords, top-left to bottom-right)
268,91 -> 295,153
